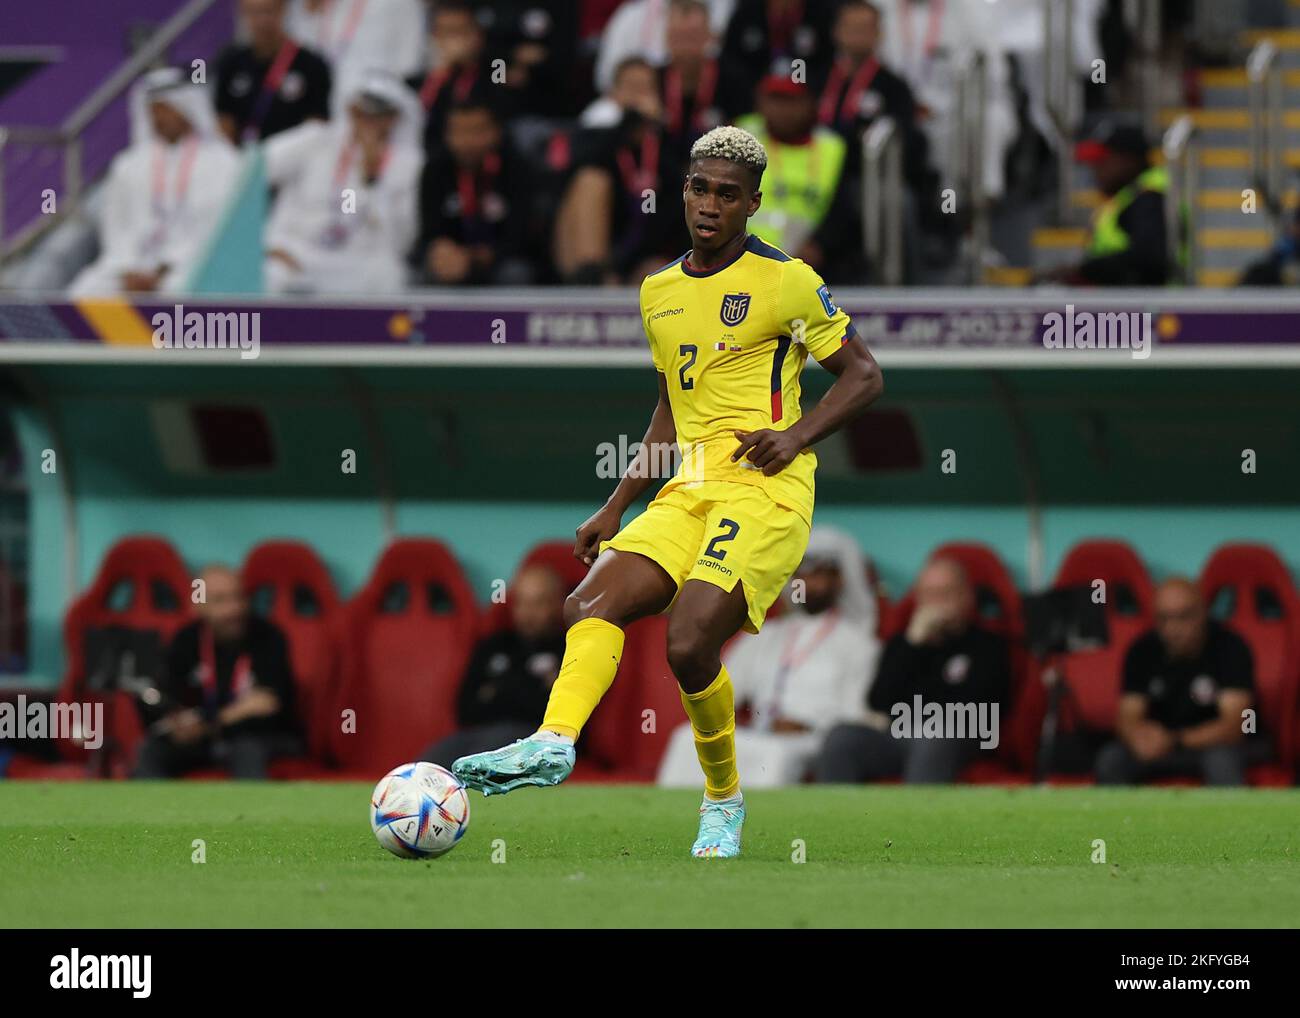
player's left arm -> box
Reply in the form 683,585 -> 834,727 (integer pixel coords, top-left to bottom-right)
733,263 -> 883,475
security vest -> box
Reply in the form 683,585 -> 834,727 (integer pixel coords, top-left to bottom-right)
736,114 -> 846,254
1086,165 -> 1185,272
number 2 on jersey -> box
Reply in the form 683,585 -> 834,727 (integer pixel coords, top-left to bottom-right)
678,343 -> 697,390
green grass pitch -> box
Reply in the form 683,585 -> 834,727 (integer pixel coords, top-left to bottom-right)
1,782 -> 1297,928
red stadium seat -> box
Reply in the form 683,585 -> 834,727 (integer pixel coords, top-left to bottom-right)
1198,543 -> 1300,782
480,540 -> 589,636
333,539 -> 478,774
55,536 -> 193,776
1050,539 -> 1156,734
240,541 -> 343,762
612,615 -> 689,779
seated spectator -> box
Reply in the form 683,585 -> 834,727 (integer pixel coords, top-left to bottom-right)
287,0 -> 426,112
406,0 -> 500,156
720,0 -> 835,113
70,69 -> 242,297
263,72 -> 423,295
815,1 -> 928,202
735,76 -> 863,281
657,527 -> 881,788
872,0 -> 1017,201
416,99 -> 537,286
552,89 -> 686,285
1095,578 -> 1255,786
1040,120 -> 1171,286
656,0 -> 740,160
474,0 -> 584,119
420,566 -> 566,767
580,55 -> 663,130
595,0 -> 736,93
133,565 -> 301,780
816,557 -> 1010,784
215,0 -> 332,145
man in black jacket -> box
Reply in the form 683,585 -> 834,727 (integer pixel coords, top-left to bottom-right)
1096,578 -> 1256,786
421,566 -> 566,767
133,564 -> 300,779
815,557 -> 1010,783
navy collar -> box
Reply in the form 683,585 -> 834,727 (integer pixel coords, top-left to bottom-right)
680,233 -> 754,278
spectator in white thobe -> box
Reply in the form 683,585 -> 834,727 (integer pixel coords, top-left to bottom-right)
286,0 -> 427,111
262,71 -> 423,294
657,526 -> 882,789
70,68 -> 242,296
872,0 -> 1017,200
594,0 -> 736,92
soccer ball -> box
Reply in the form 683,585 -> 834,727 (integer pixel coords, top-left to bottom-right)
370,762 -> 471,859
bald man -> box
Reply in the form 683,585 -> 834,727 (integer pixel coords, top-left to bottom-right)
133,564 -> 300,779
420,566 -> 568,767
1096,578 -> 1255,786
816,557 -> 1010,784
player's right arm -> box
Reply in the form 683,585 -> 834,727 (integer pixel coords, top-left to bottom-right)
574,371 -> 675,565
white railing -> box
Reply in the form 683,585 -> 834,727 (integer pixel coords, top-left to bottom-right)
861,117 -> 904,286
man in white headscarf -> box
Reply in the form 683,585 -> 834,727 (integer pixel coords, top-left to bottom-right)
286,0 -> 426,113
871,0 -> 1017,200
70,68 -> 242,296
262,70 -> 423,294
656,525 -> 881,788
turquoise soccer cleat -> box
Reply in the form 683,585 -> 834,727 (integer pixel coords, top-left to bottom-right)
451,737 -> 575,796
691,798 -> 745,859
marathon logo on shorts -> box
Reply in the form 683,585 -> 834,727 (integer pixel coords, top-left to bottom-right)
50,949 -> 151,998
720,292 -> 751,326
696,557 -> 734,578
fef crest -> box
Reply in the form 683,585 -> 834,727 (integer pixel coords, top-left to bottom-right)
720,292 -> 751,326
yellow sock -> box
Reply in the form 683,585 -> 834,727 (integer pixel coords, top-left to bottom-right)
539,617 -> 626,740
679,665 -> 740,799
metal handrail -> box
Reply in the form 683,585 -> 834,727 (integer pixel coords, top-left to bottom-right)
1162,113 -> 1197,286
1130,0 -> 1163,141
956,50 -> 987,285
1247,40 -> 1283,221
0,0 -> 220,271
862,117 -> 903,286
1043,0 -> 1076,224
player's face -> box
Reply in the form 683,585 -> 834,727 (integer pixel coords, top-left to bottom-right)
684,159 -> 760,252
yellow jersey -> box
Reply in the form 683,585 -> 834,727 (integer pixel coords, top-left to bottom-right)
639,233 -> 859,526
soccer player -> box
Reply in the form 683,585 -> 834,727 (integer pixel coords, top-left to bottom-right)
453,125 -> 883,858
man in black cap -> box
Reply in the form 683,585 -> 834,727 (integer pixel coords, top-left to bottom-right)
1039,120 -> 1172,286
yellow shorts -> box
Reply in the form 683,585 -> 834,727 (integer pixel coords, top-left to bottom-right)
601,480 -> 811,634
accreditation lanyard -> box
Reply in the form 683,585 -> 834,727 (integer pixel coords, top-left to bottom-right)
457,150 -> 501,244
145,136 -> 199,250
756,610 -> 840,730
198,626 -> 253,707
419,63 -> 478,111
243,39 -> 300,143
321,141 -> 392,247
817,56 -> 879,128
616,127 -> 660,197
663,59 -> 718,137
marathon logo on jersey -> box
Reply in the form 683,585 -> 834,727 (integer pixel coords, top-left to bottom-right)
50,949 -> 151,998
719,292 -> 751,326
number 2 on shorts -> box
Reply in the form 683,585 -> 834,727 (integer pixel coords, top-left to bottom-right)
703,518 -> 740,561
